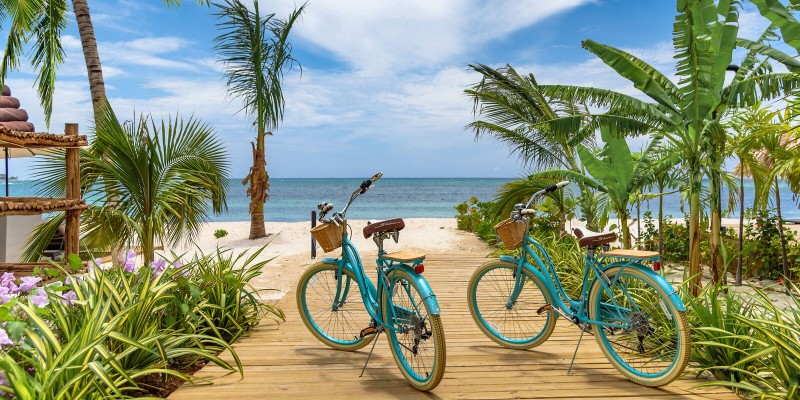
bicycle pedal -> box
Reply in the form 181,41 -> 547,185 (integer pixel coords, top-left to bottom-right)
360,326 -> 378,339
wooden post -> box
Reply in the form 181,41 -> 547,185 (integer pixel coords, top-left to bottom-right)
311,211 -> 316,259
64,123 -> 80,258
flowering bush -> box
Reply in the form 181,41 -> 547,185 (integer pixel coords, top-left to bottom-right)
0,247 -> 277,398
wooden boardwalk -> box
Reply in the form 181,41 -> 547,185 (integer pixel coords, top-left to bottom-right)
170,253 -> 735,399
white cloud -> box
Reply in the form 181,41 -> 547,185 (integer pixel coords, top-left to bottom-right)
271,0 -> 592,73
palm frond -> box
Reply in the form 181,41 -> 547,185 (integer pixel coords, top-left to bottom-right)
673,0 -> 720,123
581,39 -> 681,114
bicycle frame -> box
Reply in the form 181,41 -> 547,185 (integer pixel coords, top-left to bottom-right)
318,233 -> 440,332
500,234 -> 685,329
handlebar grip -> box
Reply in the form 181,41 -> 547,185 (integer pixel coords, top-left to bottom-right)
360,172 -> 384,192
544,181 -> 570,193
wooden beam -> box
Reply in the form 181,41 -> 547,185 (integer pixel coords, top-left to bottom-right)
64,123 -> 80,257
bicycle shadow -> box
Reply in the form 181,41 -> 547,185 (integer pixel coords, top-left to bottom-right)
293,347 -> 446,399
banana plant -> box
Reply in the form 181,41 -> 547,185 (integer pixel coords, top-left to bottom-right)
528,126 -> 661,249
532,0 -> 800,294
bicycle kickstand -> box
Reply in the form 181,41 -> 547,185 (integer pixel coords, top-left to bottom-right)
359,327 -> 383,378
567,326 -> 587,375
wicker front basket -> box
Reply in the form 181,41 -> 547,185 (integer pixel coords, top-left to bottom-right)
311,222 -> 344,253
494,218 -> 528,249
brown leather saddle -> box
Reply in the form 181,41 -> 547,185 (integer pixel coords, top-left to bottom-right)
573,228 -> 617,248
363,218 -> 405,238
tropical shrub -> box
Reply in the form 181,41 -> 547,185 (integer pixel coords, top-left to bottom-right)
455,197 -> 500,243
165,247 -> 284,343
0,247 -> 278,398
742,209 -> 800,280
686,283 -> 800,399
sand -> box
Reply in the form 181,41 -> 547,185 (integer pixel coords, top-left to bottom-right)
164,218 -> 490,300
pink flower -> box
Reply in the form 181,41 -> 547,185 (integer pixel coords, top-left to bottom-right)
151,259 -> 167,277
61,290 -> 77,306
0,272 -> 14,287
120,250 -> 137,273
0,328 -> 12,346
0,287 -> 12,305
30,289 -> 49,308
88,258 -> 105,274
16,276 -> 41,294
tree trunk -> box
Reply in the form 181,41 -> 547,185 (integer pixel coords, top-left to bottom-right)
775,178 -> 789,288
620,210 -> 631,249
658,184 -> 664,256
688,169 -> 703,296
72,0 -> 106,111
709,169 -> 723,287
636,195 -> 641,248
736,169 -> 744,286
246,133 -> 269,239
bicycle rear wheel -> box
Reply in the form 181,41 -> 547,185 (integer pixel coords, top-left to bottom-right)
588,265 -> 690,387
382,269 -> 445,391
297,262 -> 374,351
468,260 -> 556,349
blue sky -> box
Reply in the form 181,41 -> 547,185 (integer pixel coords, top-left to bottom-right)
4,0 -> 771,179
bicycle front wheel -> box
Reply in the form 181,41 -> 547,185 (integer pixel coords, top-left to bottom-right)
588,265 -> 690,387
297,262 -> 374,351
468,260 -> 556,349
382,269 -> 445,391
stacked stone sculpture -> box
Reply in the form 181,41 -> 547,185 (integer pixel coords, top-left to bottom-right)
0,85 -> 34,132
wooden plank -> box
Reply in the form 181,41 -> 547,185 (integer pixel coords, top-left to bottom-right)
601,249 -> 659,259
170,252 -> 736,400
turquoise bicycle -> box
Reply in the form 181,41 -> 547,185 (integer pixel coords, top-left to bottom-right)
467,181 -> 690,387
297,173 -> 446,391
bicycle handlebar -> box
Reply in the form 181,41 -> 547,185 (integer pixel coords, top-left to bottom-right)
318,172 -> 383,224
513,180 -> 571,221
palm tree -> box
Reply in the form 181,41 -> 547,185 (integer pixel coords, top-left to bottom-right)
729,105 -> 770,285
644,144 -> 685,256
214,0 -> 305,239
0,0 -> 209,124
534,1 -> 800,294
750,108 -> 800,284
464,64 -> 606,230
23,101 -> 229,265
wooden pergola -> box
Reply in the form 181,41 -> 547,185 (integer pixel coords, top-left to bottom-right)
0,124 -> 88,273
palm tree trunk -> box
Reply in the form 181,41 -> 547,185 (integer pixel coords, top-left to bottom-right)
620,210 -> 631,249
735,169 -> 744,286
775,178 -> 789,286
709,170 -> 723,287
658,184 -> 664,256
247,133 -> 268,239
72,0 -> 106,110
688,168 -> 703,296
636,194 -> 641,248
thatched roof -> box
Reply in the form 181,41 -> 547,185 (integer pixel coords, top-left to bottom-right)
0,125 -> 88,148
0,197 -> 88,216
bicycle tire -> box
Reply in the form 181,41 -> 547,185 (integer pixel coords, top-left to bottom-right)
297,262 -> 374,351
382,269 -> 446,391
588,264 -> 690,387
467,260 -> 557,349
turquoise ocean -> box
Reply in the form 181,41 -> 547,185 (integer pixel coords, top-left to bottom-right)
4,178 -> 799,222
